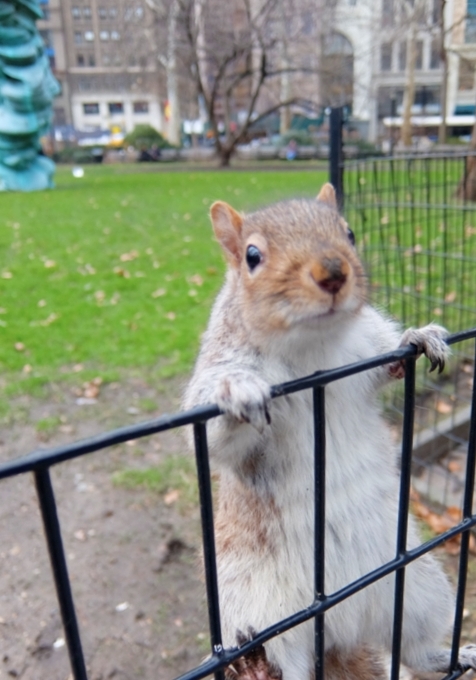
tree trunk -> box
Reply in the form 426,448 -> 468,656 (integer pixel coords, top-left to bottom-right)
401,23 -> 417,148
219,146 -> 233,167
438,0 -> 447,145
166,0 -> 181,146
456,112 -> 476,200
279,0 -> 291,134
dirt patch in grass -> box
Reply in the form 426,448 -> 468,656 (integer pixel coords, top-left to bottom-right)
0,375 -> 209,680
1,374 -> 476,680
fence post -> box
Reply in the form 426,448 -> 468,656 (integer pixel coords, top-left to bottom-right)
329,107 -> 344,210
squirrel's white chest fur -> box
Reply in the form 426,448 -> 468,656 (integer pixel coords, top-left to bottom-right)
186,305 -> 454,680
184,191 -> 469,680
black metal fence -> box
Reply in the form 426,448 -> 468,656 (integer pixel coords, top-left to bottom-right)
1,329 -> 476,680
340,149 -> 476,510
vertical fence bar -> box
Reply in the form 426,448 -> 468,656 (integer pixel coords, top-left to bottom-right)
34,467 -> 88,680
329,107 -> 344,210
390,357 -> 416,680
450,339 -> 476,669
313,386 -> 326,680
193,422 -> 224,680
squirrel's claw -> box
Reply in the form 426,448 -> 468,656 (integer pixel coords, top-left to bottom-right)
215,373 -> 272,433
456,644 -> 476,671
225,628 -> 283,680
390,324 -> 449,380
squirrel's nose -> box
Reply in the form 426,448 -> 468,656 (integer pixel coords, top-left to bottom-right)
310,256 -> 349,295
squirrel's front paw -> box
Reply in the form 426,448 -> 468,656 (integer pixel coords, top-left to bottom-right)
225,627 -> 283,680
457,643 -> 476,670
215,373 -> 271,433
389,323 -> 449,379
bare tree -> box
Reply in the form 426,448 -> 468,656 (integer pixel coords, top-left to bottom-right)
182,0 -> 323,166
144,0 -> 184,145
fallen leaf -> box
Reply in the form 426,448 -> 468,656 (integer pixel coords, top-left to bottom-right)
445,291 -> 457,303
44,259 -> 56,268
2,271 -> 13,279
113,267 -> 130,278
14,342 -> 25,352
74,529 -> 86,541
436,400 -> 452,415
188,289 -> 197,297
40,313 -> 59,326
38,299 -> 47,307
165,312 -> 176,321
189,274 -> 204,286
22,364 -> 32,374
164,489 -> 180,505
152,288 -> 166,298
120,250 -> 139,262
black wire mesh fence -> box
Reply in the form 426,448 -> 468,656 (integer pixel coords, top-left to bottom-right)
343,152 -> 476,510
1,330 -> 476,680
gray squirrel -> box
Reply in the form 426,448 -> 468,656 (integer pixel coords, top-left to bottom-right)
184,183 -> 476,680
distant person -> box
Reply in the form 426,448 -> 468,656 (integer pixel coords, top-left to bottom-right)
286,139 -> 297,161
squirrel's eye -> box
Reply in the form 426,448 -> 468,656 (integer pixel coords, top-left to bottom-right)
246,245 -> 262,270
347,228 -> 355,246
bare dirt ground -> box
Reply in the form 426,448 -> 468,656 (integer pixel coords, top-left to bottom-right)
1,376 -> 476,680
0,376 -> 209,680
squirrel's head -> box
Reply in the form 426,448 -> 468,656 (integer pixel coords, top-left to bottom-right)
210,183 -> 367,335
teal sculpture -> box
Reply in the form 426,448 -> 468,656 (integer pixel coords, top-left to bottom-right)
0,0 -> 60,191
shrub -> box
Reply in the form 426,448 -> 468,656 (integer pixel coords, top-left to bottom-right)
123,125 -> 175,150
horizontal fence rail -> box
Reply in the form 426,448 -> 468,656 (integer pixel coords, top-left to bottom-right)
1,328 -> 476,680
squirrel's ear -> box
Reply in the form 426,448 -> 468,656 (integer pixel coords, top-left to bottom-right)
210,201 -> 243,268
316,183 -> 337,208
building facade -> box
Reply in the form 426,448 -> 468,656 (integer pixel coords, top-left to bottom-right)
38,0 -> 164,135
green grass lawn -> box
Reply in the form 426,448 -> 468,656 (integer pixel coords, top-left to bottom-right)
0,165 -> 327,393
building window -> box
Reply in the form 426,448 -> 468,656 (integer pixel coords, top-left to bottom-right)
467,0 -> 476,43
430,38 -> 440,69
415,40 -> 423,69
108,102 -> 124,114
39,29 -> 52,49
133,101 -> 149,113
74,31 -> 82,44
109,7 -> 118,18
83,103 -> 100,114
382,0 -> 393,27
84,31 -> 94,41
72,6 -> 81,18
380,42 -> 392,71
83,6 -> 92,18
77,53 -> 84,66
111,30 -> 120,40
100,31 -> 109,40
458,58 -> 475,89
98,6 -> 107,19
88,53 -> 95,66
398,41 -> 406,71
